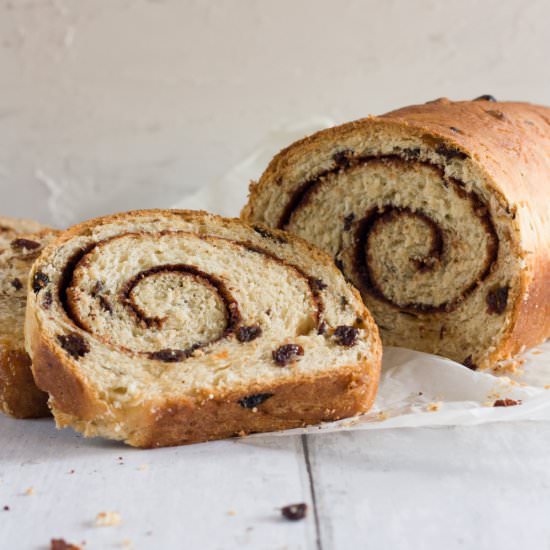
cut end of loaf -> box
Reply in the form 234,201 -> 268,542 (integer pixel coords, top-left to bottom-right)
242,99 -> 550,369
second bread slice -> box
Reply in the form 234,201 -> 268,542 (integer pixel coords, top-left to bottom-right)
0,217 -> 58,418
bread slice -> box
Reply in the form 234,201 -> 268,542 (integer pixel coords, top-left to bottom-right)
0,217 -> 58,418
242,98 -> 550,370
25,209 -> 381,447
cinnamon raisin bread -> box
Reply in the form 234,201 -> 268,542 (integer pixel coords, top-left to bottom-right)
0,217 -> 58,418
25,209 -> 381,447
242,97 -> 550,370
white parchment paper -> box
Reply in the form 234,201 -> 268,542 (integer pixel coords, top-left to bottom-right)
173,120 -> 550,432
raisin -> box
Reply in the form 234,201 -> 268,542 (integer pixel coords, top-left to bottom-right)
317,321 -> 327,335
309,278 -> 327,292
57,333 -> 90,359
252,225 -> 288,244
435,144 -> 468,161
474,94 -> 497,102
486,286 -> 509,315
42,291 -> 53,309
10,278 -> 22,290
98,295 -> 113,314
236,325 -> 262,343
402,147 -> 421,159
150,349 -> 190,362
333,325 -> 359,347
281,503 -> 307,521
3,506 -> 9,511
238,393 -> 274,409
340,296 -> 349,310
10,238 -> 41,251
32,271 -> 49,293
493,398 -> 521,407
50,539 -> 80,550
343,213 -> 355,231
462,355 -> 478,370
272,344 -> 304,366
333,150 -> 353,168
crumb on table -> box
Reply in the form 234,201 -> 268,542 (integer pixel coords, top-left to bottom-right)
95,511 -> 122,527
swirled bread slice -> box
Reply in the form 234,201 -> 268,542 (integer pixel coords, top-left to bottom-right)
25,210 -> 381,447
242,97 -> 550,370
0,217 -> 58,418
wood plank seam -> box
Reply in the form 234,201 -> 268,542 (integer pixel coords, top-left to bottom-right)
302,434 -> 323,550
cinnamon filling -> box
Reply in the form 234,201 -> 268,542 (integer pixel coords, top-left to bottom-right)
56,233 -> 324,362
278,152 -> 499,314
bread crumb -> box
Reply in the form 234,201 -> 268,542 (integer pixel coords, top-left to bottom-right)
227,510 -> 237,516
137,464 -> 149,472
427,402 -> 441,412
95,511 -> 121,527
342,418 -> 360,428
24,487 -> 35,496
376,411 -> 389,421
120,539 -> 134,549
492,358 -> 525,375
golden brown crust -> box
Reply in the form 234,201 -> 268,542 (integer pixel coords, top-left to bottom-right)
142,364 -> 379,448
43,358 -> 380,448
26,313 -> 105,421
243,99 -> 550,365
26,209 -> 382,447
0,341 -> 49,418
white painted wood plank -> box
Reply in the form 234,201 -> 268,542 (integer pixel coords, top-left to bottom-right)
0,417 -> 316,549
307,422 -> 550,550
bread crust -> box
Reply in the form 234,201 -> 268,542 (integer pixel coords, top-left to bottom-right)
0,342 -> 49,418
243,99 -> 550,365
26,209 -> 381,447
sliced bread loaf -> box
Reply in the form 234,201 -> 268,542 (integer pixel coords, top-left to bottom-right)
242,98 -> 550,369
25,209 -> 381,447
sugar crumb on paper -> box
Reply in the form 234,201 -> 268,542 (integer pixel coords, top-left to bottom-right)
95,511 -> 121,527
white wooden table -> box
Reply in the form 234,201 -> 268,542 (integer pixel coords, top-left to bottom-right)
2,417 -> 549,549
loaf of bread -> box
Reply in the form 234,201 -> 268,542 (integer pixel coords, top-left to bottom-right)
25,209 -> 381,447
242,98 -> 550,369
0,217 -> 57,418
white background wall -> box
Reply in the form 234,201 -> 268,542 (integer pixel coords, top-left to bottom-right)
0,0 -> 549,226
